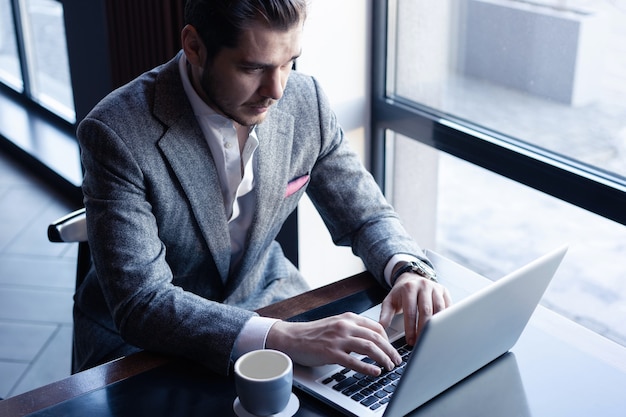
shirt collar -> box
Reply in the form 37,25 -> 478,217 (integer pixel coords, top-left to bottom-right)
179,53 -> 230,124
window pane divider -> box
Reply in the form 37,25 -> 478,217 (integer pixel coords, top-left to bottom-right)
373,95 -> 626,226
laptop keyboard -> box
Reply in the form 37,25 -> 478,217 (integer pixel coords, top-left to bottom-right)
319,337 -> 412,411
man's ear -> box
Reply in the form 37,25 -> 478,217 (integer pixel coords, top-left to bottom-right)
181,24 -> 205,67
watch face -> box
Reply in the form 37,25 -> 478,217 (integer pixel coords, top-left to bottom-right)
392,260 -> 438,286
414,260 -> 437,280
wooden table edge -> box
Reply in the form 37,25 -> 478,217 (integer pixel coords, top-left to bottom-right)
0,271 -> 379,416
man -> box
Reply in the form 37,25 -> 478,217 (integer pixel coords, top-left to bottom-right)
74,0 -> 451,376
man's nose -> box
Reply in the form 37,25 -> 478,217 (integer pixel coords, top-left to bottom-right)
259,68 -> 285,100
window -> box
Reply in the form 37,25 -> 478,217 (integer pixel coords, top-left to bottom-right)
392,0 -> 626,180
0,0 -> 22,90
0,0 -> 75,123
373,0 -> 626,345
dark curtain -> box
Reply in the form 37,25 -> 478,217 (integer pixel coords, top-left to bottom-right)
105,0 -> 185,88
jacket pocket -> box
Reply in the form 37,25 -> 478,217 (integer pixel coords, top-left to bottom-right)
284,174 -> 310,197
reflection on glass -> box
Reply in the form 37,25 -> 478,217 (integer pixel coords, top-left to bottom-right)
0,0 -> 23,90
435,149 -> 626,347
20,0 -> 75,122
390,0 -> 626,179
411,353 -> 530,417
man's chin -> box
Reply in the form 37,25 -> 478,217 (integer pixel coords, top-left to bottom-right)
238,112 -> 269,127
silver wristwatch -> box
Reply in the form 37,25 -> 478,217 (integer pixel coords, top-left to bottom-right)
390,259 -> 438,286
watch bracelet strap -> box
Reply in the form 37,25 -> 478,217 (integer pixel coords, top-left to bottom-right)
390,260 -> 438,286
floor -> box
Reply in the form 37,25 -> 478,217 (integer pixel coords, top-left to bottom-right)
0,148 -> 78,399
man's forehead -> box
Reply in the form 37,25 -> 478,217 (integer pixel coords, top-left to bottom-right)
231,21 -> 303,63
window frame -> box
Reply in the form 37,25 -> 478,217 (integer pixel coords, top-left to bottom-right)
2,0 -> 77,124
370,0 -> 626,227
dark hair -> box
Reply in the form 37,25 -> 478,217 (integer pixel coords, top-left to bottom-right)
184,0 -> 307,62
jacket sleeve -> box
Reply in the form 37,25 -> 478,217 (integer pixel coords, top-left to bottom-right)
300,76 -> 426,285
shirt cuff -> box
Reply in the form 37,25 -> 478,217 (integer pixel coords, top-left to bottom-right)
384,254 -> 422,287
232,316 -> 279,361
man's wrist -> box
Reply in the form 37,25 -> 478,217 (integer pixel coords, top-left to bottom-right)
232,316 -> 279,361
390,259 -> 438,286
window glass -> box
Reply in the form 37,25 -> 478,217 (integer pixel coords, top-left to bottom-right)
20,0 -> 75,122
388,134 -> 626,347
0,0 -> 23,91
437,148 -> 626,347
390,0 -> 626,180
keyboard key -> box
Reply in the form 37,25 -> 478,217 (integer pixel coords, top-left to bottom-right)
383,385 -> 396,394
357,380 -> 370,388
333,373 -> 346,382
361,396 -> 379,407
388,372 -> 400,381
342,384 -> 362,397
351,393 -> 365,402
392,337 -> 407,348
370,402 -> 382,410
370,383 -> 383,391
374,390 -> 388,399
333,377 -> 357,391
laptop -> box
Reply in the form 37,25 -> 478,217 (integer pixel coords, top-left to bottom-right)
293,246 -> 568,417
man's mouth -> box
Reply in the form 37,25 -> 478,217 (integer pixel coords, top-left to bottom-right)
249,100 -> 274,109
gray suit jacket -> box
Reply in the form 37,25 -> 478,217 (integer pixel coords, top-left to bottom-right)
74,52 -> 424,375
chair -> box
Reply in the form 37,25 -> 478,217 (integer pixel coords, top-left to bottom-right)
47,207 -> 87,243
48,207 -> 91,373
48,207 -> 92,289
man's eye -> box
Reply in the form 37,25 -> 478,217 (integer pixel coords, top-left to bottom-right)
243,66 -> 264,73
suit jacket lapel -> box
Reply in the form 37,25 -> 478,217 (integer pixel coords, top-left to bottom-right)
153,56 -> 231,282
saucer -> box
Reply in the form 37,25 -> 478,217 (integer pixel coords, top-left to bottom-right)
233,393 -> 300,417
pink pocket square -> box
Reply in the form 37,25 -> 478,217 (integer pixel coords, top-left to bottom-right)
285,174 -> 310,197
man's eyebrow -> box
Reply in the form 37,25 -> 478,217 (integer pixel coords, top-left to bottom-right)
240,51 -> 302,68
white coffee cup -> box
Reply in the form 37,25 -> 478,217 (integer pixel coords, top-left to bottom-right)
234,349 -> 293,416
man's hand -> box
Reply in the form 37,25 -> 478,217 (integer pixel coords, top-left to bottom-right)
265,313 -> 402,376
379,273 -> 452,346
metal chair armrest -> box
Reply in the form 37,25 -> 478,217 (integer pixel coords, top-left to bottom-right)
48,208 -> 87,243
